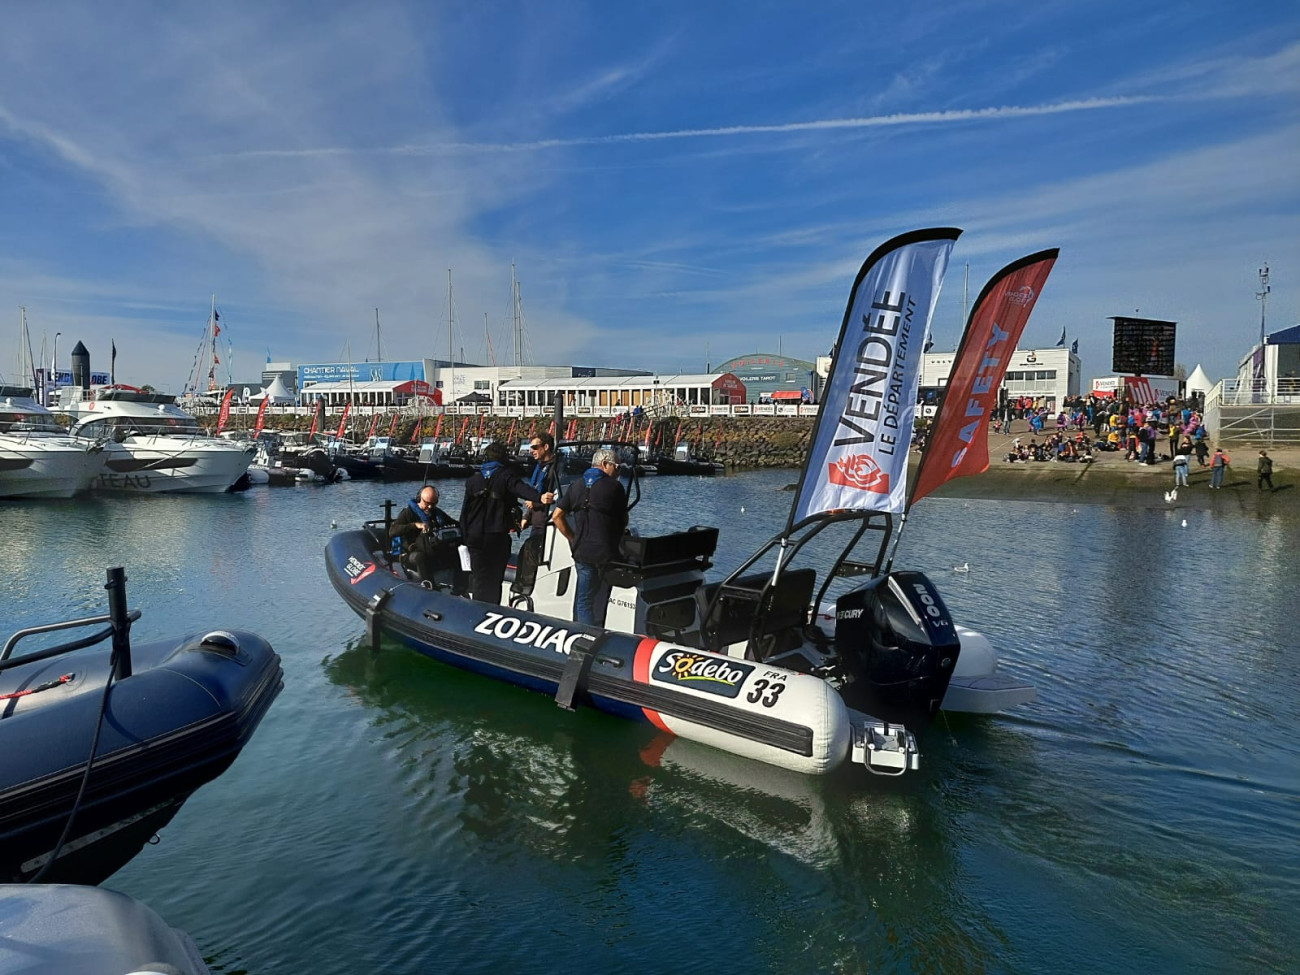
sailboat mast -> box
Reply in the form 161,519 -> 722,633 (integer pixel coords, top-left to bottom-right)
962,263 -> 969,329
375,308 -> 383,362
512,263 -> 521,368
447,270 -> 453,364
207,294 -> 219,392
18,307 -> 37,388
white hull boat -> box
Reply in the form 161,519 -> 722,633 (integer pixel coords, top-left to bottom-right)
62,386 -> 254,494
0,386 -> 103,499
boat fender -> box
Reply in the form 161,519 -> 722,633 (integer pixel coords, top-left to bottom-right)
554,633 -> 605,711
365,589 -> 393,653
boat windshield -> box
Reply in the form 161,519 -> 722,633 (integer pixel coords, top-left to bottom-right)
0,411 -> 68,435
76,416 -> 206,439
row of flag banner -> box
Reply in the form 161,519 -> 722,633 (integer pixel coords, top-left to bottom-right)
788,228 -> 1059,529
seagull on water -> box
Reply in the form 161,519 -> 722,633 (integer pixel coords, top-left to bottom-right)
1164,488 -> 1178,503
953,562 -> 970,573
1181,519 -> 1188,527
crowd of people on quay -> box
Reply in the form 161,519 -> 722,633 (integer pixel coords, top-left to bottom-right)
910,392 -> 1281,494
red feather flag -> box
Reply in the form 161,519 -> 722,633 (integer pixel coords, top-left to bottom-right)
252,396 -> 270,439
908,249 -> 1058,509
215,388 -> 234,434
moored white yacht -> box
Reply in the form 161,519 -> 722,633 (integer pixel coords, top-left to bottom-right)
0,385 -> 104,499
62,386 -> 255,493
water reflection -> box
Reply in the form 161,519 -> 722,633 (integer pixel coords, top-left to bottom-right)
324,635 -> 1025,972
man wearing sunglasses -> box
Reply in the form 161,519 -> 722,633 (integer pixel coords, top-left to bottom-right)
522,433 -> 559,538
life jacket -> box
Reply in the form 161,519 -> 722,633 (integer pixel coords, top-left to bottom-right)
466,461 -> 522,532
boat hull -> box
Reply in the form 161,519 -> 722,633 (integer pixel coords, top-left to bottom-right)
324,529 -> 917,776
0,629 -> 283,884
86,437 -> 255,494
0,436 -> 100,499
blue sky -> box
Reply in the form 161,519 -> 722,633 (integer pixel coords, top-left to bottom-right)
1,1 -> 1296,392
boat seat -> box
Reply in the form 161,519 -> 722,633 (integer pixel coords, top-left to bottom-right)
696,567 -> 816,660
603,526 -> 717,589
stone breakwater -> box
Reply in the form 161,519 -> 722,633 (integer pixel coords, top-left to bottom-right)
212,410 -> 1294,507
327,414 -> 816,470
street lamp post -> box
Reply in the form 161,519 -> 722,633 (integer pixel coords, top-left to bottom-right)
1256,264 -> 1270,386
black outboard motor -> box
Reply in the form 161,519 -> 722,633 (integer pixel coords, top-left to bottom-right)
834,570 -> 961,727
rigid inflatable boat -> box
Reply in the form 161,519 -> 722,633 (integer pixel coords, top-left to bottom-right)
0,568 -> 283,884
0,885 -> 212,974
327,519 -> 920,777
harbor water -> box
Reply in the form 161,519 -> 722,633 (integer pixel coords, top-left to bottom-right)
2,472 -> 1297,973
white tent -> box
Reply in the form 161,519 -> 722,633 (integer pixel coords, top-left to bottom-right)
1186,364 -> 1212,399
251,375 -> 294,404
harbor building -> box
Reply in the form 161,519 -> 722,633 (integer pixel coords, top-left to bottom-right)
714,353 -> 816,403
1205,323 -> 1300,446
494,373 -> 747,415
918,346 -> 1081,414
293,359 -> 648,413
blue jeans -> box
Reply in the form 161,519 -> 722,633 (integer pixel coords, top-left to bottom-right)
574,561 -> 610,626
1174,461 -> 1189,486
1210,465 -> 1225,488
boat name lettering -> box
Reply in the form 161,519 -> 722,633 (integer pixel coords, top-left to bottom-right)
651,650 -> 752,699
837,608 -> 865,620
833,292 -> 917,456
474,611 -> 585,655
97,472 -> 152,490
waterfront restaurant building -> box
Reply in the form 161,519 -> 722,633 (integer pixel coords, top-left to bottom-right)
295,359 -> 653,413
494,373 -> 747,415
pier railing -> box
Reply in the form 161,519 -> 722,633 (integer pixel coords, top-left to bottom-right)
187,402 -> 823,422
1205,378 -> 1300,447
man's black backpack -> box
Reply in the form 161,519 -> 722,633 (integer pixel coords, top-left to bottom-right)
473,468 -> 524,533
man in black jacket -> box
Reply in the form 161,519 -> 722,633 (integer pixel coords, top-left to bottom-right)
388,485 -> 461,587
460,442 -> 552,604
552,448 -> 627,626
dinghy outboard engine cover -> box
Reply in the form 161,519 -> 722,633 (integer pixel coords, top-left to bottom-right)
834,570 -> 960,726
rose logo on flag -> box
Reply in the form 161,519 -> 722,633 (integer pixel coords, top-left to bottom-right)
827,453 -> 890,493
1005,285 -> 1035,306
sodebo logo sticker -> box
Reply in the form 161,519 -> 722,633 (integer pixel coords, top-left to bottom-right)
650,650 -> 752,699
473,611 -> 588,655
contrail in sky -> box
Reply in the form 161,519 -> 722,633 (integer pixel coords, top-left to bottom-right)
233,96 -> 1163,159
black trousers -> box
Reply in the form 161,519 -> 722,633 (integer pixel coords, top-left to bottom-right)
467,533 -> 512,604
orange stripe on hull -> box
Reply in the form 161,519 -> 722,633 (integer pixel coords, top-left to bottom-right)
632,637 -> 672,733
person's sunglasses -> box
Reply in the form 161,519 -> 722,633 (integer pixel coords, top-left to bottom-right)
529,443 -> 543,450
